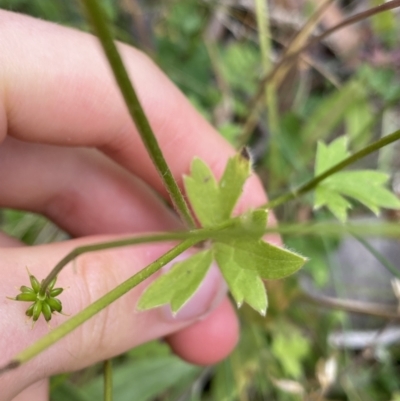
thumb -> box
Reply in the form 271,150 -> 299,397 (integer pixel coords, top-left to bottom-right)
0,237 -> 226,400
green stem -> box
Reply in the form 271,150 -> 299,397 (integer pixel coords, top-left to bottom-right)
104,359 -> 113,401
38,220 -> 240,296
39,231 -> 192,296
80,0 -> 196,230
1,239 -> 198,374
254,0 -> 280,190
261,221 -> 400,238
265,129 -> 400,209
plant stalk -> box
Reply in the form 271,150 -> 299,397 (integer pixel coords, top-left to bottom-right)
39,218 -> 243,295
265,129 -> 400,209
104,359 -> 113,401
80,0 -> 196,229
254,0 -> 280,190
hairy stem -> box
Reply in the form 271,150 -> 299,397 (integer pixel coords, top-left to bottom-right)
254,0 -> 280,190
265,129 -> 400,209
1,239 -> 198,374
80,0 -> 196,229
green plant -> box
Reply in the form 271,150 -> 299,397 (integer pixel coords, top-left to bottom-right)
3,1 -> 400,400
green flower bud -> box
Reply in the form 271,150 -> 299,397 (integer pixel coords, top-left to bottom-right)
42,302 -> 52,322
32,301 -> 43,322
9,269 -> 65,323
25,304 -> 35,317
50,288 -> 63,297
47,297 -> 62,313
20,285 -> 35,294
29,273 -> 40,293
16,292 -> 37,302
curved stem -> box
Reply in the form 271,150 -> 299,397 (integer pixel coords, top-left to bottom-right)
80,0 -> 196,229
39,219 -> 240,295
39,231 -> 193,296
1,239 -> 198,374
264,129 -> 400,209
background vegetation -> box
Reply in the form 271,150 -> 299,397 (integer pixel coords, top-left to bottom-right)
1,0 -> 400,400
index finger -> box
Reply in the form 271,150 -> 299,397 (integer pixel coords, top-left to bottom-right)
0,10 -> 267,211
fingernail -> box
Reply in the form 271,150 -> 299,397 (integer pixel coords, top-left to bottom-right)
160,252 -> 227,322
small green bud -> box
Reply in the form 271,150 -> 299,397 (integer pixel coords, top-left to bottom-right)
16,292 -> 37,302
47,297 -> 62,313
29,273 -> 40,293
20,285 -> 35,294
32,301 -> 43,322
25,304 -> 35,317
42,302 -> 52,322
50,288 -> 63,297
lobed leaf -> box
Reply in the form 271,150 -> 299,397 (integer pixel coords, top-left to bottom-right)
314,136 -> 400,222
215,239 -> 307,280
218,152 -> 252,221
184,154 -> 251,227
325,171 -> 400,214
228,208 -> 269,240
315,136 -> 349,176
315,186 -> 351,222
183,159 -> 221,227
214,243 -> 268,315
139,154 -> 306,317
137,250 -> 213,314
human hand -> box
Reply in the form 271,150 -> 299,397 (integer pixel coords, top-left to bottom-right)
0,10 -> 272,401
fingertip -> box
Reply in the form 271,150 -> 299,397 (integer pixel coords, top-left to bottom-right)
166,297 -> 239,366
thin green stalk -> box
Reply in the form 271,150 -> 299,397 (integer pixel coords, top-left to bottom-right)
254,0 -> 280,190
39,219 -> 242,295
264,129 -> 400,209
0,239 -> 198,374
104,359 -> 113,401
80,0 -> 196,230
262,221 -> 400,238
39,231 -> 193,295
241,0 -> 400,141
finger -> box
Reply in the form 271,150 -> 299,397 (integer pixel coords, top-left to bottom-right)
0,137 -> 181,236
10,380 -> 48,401
166,298 -> 239,365
0,231 -> 23,248
0,239 -> 227,400
0,10 -> 267,212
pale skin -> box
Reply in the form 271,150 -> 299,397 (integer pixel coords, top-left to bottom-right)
0,10 -> 278,401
